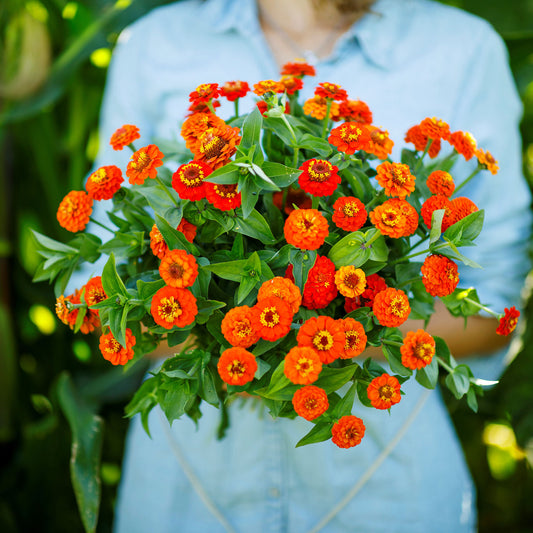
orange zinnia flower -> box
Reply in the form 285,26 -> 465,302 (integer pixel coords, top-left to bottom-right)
303,95 -> 339,120
280,60 -> 316,77
335,266 -> 366,299
366,126 -> 394,160
217,347 -> 257,386
272,187 -> 312,214
401,329 -> 436,369
159,249 -> 198,289
219,80 -> 250,101
496,306 -> 520,336
63,289 -> 100,334
189,83 -> 219,104
252,296 -> 293,341
419,117 -> 450,141
172,160 -> 212,201
367,373 -> 402,410
369,198 -> 418,238
187,99 -> 221,115
451,196 -> 478,222
292,385 -> 329,421
331,415 -> 365,448
99,328 -> 136,366
284,208 -> 329,250
421,254 -> 459,297
181,112 -> 226,153
110,124 -> 140,151
315,82 -> 348,101
373,287 -> 410,327
221,306 -> 260,348
375,161 -> 415,199
426,170 -> 455,197
284,346 -> 323,385
253,79 -> 285,96
194,124 -> 241,170
205,182 -> 242,210
337,99 -> 372,124
126,144 -> 164,185
476,148 -> 499,175
177,218 -> 197,243
298,159 -> 341,197
338,317 -> 367,358
286,255 -> 338,309
150,286 -> 198,329
257,277 -> 302,314
84,276 -> 107,315
86,165 -> 124,200
420,195 -> 456,231
332,196 -> 367,232
344,273 -> 387,312
404,125 -> 441,158
55,295 -> 71,325
296,316 -> 345,364
280,76 -> 303,95
328,123 -> 371,154
449,131 -> 477,161
57,190 -> 93,232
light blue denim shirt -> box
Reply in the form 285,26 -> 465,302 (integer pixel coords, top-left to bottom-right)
90,0 -> 532,531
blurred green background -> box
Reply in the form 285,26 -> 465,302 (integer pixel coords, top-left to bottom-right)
1,0 -> 532,531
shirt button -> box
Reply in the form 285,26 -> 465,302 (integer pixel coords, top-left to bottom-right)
269,487 -> 280,498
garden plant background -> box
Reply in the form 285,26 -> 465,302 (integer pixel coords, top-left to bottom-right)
1,0 -> 533,531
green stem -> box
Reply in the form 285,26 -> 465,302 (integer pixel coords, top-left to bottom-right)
382,339 -> 403,348
234,99 -> 239,118
415,139 -> 433,172
281,114 -> 298,144
293,146 -> 300,169
406,234 -> 429,254
365,192 -> 384,211
155,176 -> 180,208
89,217 -> 114,234
437,357 -> 454,374
453,166 -> 481,196
365,229 -> 382,248
127,143 -> 136,153
463,297 -> 500,318
207,100 -> 216,114
311,196 -> 319,209
388,248 -> 431,266
321,99 -> 333,139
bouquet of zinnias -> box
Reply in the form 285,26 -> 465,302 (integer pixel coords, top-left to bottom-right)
34,60 -> 520,449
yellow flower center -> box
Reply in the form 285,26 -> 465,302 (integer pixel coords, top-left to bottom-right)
180,163 -> 205,187
295,357 -> 315,376
91,168 -> 108,183
392,167 -> 407,184
158,297 -> 182,323
304,397 -> 317,410
308,160 -> 333,182
312,330 -> 334,351
414,341 -> 434,361
213,184 -> 237,198
130,151 -> 152,172
260,307 -> 280,328
345,331 -> 360,350
201,132 -> 227,159
379,384 -> 394,400
340,125 -> 362,142
108,339 -> 122,353
235,321 -> 253,338
342,202 -> 360,217
390,296 -> 408,317
227,360 -> 246,378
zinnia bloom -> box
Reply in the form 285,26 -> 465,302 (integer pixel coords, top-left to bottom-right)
331,415 -> 365,449
401,329 -> 436,369
426,170 -> 455,197
57,190 -> 93,232
421,254 -> 459,297
369,198 -> 418,238
404,125 -> 441,158
332,196 -> 367,232
126,144 -> 164,185
296,316 -> 345,364
256,99 -> 291,117
335,266 -> 366,298
303,95 -> 340,120
217,347 -> 257,386
419,117 -> 451,141
337,99 -> 372,124
253,79 -> 285,96
181,112 -> 226,153
280,76 -> 303,95
314,82 -> 348,101
298,159 -> 341,197
85,165 -> 123,200
420,195 -> 456,231
338,317 -> 367,358
205,182 -> 242,210
194,124 -> 241,170
110,124 -> 140,150
189,83 -> 219,104
84,276 -> 107,314
99,328 -> 136,366
159,249 -> 198,289
367,374 -> 402,410
62,289 -> 100,333
172,160 -> 212,201
292,386 -> 329,421
284,208 -> 329,250
187,99 -> 221,115
375,161 -> 415,199
219,80 -> 250,101
496,306 -> 520,336
280,60 -> 316,77
328,123 -> 371,154
286,255 -> 338,309
345,273 -> 387,312
366,126 -> 394,160
476,148 -> 499,175
257,277 -> 302,314
221,306 -> 260,348
55,295 -> 71,325
284,346 -> 323,385
451,197 -> 478,222
252,296 -> 293,341
150,286 -> 198,329
373,287 -> 411,327
449,131 -> 477,161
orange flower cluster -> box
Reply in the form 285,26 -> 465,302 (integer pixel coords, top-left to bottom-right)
292,385 -> 329,421
55,289 -> 100,334
315,82 -> 348,101
84,276 -> 107,315
257,277 -> 302,314
219,80 -> 250,101
421,254 -> 459,297
297,316 -> 346,364
331,415 -> 365,449
205,182 -> 241,210
420,195 -> 456,231
280,76 -> 303,95
426,170 -> 454,197
404,124 -> 441,158
273,187 -> 311,214
149,219 -> 196,259
366,126 -> 394,159
284,346 -> 323,385
194,124 -> 241,170
449,131 -> 477,160
337,99 -> 372,124
189,83 -> 219,104
298,159 -> 341,197
221,306 -> 260,348
217,347 -> 258,386
328,123 -> 371,154
332,196 -> 367,232
401,330 -> 436,369
150,285 -> 198,329
476,148 -> 499,175
86,165 -> 124,200
496,306 -> 520,336
110,124 -> 140,151
375,161 -> 415,199
253,79 -> 284,96
345,273 -> 387,312
56,190 -> 93,232
452,196 -> 478,220
252,296 -> 294,342
335,266 -> 366,299
280,60 -> 316,78
338,317 -> 367,358
284,208 -> 329,250
181,112 -> 225,153
99,328 -> 136,366
373,287 -> 411,327
303,96 -> 340,120
367,374 -> 402,410
159,249 -> 198,289
369,198 -> 418,238
419,117 -> 450,141
172,160 -> 213,201
126,144 -> 164,185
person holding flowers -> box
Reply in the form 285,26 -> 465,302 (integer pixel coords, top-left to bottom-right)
58,0 -> 532,531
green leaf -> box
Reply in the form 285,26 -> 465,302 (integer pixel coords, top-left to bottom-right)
237,252 -> 262,304
365,229 -> 389,262
466,387 -> 479,413
71,233 -> 102,263
136,279 -> 166,301
101,253 -> 129,298
289,248 -> 317,292
203,163 -> 240,184
250,163 -> 281,191
32,230 -> 78,254
297,133 -> 333,157
263,116 -> 297,146
328,232 -> 370,267
445,365 -> 471,399
199,367 -> 219,407
429,209 -> 445,244
240,107 -> 263,149
239,178 -> 261,219
330,382 -> 357,417
415,356 -> 439,389
296,420 -> 334,447
314,365 -> 358,394
136,186 -> 182,227
444,209 -> 485,245
202,259 -> 246,282
159,380 -> 196,424
261,161 -> 301,188
382,343 -> 413,378
155,215 -> 199,255
56,373 -> 103,533
440,287 -> 482,317
233,209 -> 276,244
